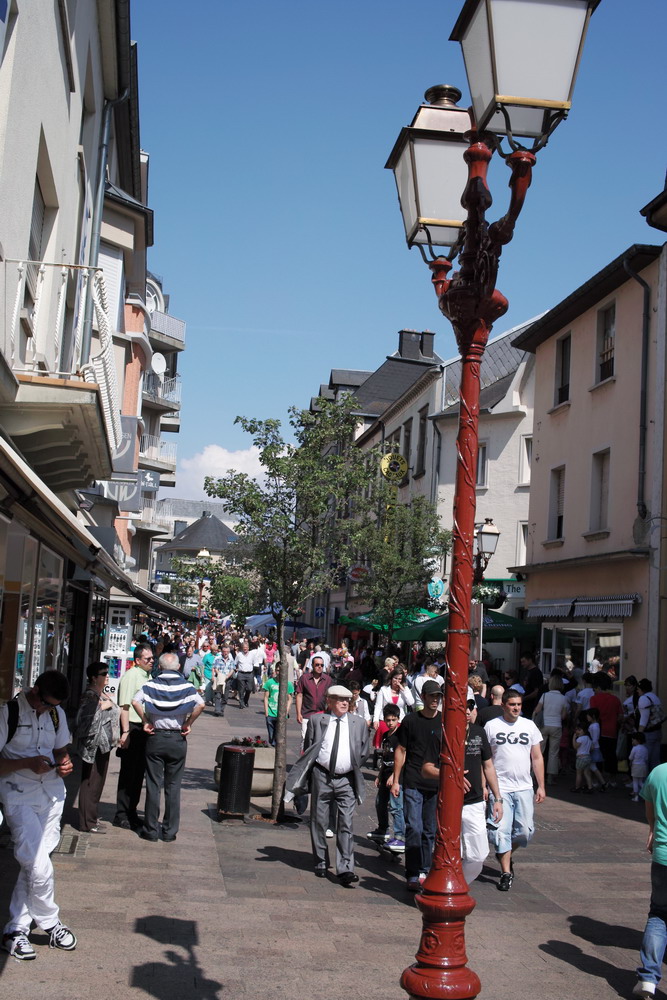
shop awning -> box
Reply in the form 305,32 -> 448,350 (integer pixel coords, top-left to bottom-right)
392,609 -> 538,643
340,607 -> 440,634
525,598 -> 575,619
572,593 -> 641,619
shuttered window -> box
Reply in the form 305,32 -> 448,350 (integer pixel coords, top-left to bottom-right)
27,179 -> 46,296
555,333 -> 571,405
590,450 -> 610,531
550,466 -> 566,539
98,243 -> 124,333
597,305 -> 615,382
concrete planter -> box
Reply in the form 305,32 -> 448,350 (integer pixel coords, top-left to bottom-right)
251,746 -> 276,796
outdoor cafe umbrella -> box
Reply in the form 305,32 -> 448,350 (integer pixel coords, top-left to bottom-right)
339,606 -> 440,634
392,608 -> 538,644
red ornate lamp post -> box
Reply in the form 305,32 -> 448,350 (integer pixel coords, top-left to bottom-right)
385,2 -> 599,997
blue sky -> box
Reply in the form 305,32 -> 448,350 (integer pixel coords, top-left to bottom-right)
132,0 -> 667,499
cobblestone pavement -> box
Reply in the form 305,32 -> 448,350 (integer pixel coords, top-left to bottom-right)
0,692 -> 655,999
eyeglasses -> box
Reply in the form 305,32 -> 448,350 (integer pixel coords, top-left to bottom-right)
36,692 -> 60,709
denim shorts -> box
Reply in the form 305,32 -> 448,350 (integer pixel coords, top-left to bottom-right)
575,755 -> 592,771
487,789 -> 535,854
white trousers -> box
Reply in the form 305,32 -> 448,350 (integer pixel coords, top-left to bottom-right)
461,800 -> 489,884
2,781 -> 64,935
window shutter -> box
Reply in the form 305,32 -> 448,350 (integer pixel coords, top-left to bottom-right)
97,243 -> 124,332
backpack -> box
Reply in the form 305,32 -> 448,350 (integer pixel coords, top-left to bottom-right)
4,698 -> 60,748
645,694 -> 666,733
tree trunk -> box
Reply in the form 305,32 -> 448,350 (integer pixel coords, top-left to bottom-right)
270,612 -> 289,821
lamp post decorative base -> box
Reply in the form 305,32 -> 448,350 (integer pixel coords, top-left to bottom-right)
401,883 -> 481,999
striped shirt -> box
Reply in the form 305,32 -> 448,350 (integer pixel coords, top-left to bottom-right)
133,671 -> 204,730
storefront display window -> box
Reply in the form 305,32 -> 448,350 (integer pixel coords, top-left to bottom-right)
29,546 -> 64,687
541,623 -> 623,678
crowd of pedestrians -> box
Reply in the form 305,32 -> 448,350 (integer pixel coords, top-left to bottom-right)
1,622 -> 666,993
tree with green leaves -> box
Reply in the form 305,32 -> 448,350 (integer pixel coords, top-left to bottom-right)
204,397 -> 376,821
352,494 -> 451,644
209,573 -> 260,627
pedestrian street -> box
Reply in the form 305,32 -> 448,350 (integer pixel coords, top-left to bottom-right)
0,700 -> 653,1000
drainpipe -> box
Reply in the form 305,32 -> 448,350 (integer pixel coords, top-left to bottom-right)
623,256 -> 651,523
80,90 -> 129,366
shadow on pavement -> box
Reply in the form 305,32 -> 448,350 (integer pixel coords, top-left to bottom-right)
254,843 -> 316,872
131,915 -> 223,1000
181,766 -> 217,792
539,938 -> 635,997
567,914 -> 643,951
546,780 -> 647,825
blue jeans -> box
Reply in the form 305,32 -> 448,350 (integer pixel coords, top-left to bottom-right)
403,786 -> 437,879
266,716 -> 277,746
638,862 -> 667,987
375,781 -> 405,840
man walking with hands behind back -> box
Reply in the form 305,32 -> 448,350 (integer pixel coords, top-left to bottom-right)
484,688 -> 546,891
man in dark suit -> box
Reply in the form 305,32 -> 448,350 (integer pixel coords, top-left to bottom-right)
298,684 -> 369,886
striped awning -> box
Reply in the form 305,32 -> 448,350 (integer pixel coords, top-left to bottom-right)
572,593 -> 641,619
525,598 -> 574,619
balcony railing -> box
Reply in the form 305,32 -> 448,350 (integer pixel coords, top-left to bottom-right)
143,373 -> 182,405
139,434 -> 177,466
5,259 -> 122,452
138,498 -> 173,528
150,310 -> 186,343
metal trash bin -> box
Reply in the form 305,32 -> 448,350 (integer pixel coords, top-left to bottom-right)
217,745 -> 255,816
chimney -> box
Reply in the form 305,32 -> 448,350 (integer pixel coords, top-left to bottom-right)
398,329 -> 422,360
421,331 -> 435,358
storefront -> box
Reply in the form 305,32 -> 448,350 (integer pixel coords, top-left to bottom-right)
526,594 -> 641,678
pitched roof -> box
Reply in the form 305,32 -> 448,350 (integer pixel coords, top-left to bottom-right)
329,369 -> 372,388
352,357 -> 442,416
156,513 -> 238,554
442,320 -> 535,408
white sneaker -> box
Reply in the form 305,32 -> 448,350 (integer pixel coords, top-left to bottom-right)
48,922 -> 77,951
2,931 -> 36,960
633,981 -> 656,998
325,828 -> 334,839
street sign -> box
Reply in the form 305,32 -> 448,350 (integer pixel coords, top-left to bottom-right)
348,563 -> 368,582
155,584 -> 171,594
428,577 -> 445,599
315,606 -> 325,618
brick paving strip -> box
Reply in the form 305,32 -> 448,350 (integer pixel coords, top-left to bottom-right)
0,694 -> 653,998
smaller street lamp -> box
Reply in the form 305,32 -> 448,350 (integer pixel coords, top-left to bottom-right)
473,518 -> 500,584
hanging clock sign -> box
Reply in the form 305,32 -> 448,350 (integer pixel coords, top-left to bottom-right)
380,452 -> 408,483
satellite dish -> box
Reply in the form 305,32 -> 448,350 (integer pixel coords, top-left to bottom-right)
151,352 -> 167,376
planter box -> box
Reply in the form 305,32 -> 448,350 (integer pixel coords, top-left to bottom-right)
251,746 -> 276,796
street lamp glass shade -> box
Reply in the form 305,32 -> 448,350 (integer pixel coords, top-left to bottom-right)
476,518 -> 500,557
197,548 -> 211,559
386,87 -> 472,249
451,0 -> 598,139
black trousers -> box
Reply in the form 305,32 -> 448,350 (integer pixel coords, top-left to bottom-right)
114,723 -> 148,826
143,730 -> 187,839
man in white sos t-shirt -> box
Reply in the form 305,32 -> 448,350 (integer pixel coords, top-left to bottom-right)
484,688 -> 546,892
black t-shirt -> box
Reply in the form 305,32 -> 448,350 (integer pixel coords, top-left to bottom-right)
379,729 -> 401,781
397,711 -> 442,790
423,723 -> 492,805
476,704 -> 504,727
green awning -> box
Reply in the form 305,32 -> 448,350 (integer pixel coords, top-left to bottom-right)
392,608 -> 539,643
339,607 -> 440,634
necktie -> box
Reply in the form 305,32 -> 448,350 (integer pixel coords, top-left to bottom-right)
329,718 -> 341,777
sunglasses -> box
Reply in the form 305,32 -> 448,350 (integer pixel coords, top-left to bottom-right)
466,699 -> 476,710
36,692 -> 60,709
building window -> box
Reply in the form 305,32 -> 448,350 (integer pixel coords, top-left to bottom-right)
517,522 -> 528,565
385,429 -> 401,453
554,333 -> 571,405
549,466 -> 566,539
519,435 -> 532,485
597,304 -> 615,382
415,407 -> 428,476
590,449 -> 610,531
476,442 -> 488,487
402,418 -> 412,483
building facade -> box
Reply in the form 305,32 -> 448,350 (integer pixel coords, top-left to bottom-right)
513,243 -> 667,684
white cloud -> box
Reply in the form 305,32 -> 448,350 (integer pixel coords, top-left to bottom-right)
174,444 -> 264,500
